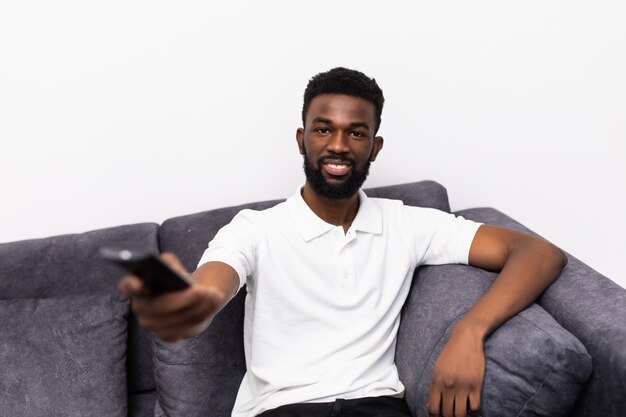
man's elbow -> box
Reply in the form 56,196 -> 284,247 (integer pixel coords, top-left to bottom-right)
542,240 -> 568,274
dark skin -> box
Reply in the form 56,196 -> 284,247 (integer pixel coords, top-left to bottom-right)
119,93 -> 567,417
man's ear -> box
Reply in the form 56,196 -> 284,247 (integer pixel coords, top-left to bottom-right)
296,128 -> 305,155
369,136 -> 384,161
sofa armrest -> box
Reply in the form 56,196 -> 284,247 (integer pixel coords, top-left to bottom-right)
454,207 -> 626,417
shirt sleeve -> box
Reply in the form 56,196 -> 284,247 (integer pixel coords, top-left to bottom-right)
196,209 -> 258,291
404,206 -> 482,266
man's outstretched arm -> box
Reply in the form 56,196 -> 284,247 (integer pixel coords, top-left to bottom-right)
427,225 -> 568,417
118,254 -> 240,342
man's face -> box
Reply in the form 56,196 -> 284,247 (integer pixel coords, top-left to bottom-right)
296,94 -> 384,200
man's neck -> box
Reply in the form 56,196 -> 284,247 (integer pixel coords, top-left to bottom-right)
301,183 -> 360,233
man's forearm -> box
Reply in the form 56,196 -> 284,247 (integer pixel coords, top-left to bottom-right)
461,233 -> 568,339
190,261 -> 241,322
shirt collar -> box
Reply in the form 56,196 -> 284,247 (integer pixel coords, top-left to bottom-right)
287,186 -> 382,242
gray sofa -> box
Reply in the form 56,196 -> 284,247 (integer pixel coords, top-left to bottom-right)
1,180 -> 624,417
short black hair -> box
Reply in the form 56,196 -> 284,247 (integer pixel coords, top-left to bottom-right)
302,67 -> 385,134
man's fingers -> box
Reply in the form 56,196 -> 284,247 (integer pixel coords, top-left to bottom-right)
137,297 -> 211,342
454,393 -> 468,417
137,296 -> 210,330
427,389 -> 442,416
441,390 -> 455,417
160,252 -> 189,278
428,386 -> 481,417
468,390 -> 481,415
130,289 -> 190,319
118,275 -> 148,298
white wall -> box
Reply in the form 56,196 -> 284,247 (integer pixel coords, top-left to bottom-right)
1,1 -> 624,288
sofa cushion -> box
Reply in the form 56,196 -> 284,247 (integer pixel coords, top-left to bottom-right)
0,223 -> 160,398
153,180 -> 451,416
0,294 -> 128,417
396,264 -> 593,417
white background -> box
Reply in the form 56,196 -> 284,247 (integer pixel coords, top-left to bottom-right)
1,1 -> 624,288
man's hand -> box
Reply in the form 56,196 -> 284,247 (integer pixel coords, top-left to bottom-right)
118,253 -> 230,342
427,322 -> 484,417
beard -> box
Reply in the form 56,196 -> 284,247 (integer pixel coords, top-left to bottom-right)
302,150 -> 371,200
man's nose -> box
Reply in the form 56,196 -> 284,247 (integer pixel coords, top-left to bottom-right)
326,131 -> 350,153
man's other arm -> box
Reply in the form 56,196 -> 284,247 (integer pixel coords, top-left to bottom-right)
118,254 -> 240,342
427,224 -> 568,417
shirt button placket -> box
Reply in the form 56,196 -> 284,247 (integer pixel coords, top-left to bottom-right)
338,229 -> 356,297
335,227 -> 348,296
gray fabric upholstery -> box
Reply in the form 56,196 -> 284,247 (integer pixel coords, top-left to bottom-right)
0,294 -> 128,417
455,207 -> 626,417
153,180 -> 452,417
129,391 -> 158,417
0,223 -> 159,298
396,264 -> 592,417
152,301 -> 246,417
364,180 -> 451,213
0,223 -> 160,417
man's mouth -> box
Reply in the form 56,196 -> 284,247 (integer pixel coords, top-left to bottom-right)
322,159 -> 353,177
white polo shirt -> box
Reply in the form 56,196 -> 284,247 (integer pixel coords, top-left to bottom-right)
198,188 -> 481,417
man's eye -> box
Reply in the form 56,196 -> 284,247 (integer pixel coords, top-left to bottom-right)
315,128 -> 331,134
350,131 -> 366,138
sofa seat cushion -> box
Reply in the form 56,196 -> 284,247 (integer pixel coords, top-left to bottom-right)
396,263 -> 593,417
0,294 -> 129,417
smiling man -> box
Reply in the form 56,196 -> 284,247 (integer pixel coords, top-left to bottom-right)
120,67 -> 567,417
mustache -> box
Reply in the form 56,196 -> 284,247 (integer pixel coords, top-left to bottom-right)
318,154 -> 355,164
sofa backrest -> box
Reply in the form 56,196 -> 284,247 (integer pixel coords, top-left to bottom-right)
158,180 -> 451,273
0,223 -> 159,298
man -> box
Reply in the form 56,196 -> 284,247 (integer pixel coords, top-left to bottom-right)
120,67 -> 567,417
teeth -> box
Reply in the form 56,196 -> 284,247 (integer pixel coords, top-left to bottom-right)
327,163 -> 349,168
